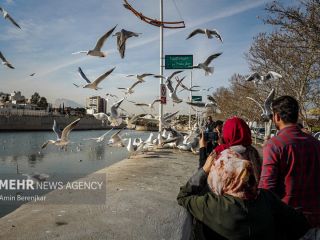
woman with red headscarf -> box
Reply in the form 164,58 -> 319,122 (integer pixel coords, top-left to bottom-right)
199,117 -> 261,182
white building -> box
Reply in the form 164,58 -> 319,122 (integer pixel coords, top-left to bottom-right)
86,96 -> 107,114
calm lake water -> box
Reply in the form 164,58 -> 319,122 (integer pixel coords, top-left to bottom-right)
0,129 -> 152,217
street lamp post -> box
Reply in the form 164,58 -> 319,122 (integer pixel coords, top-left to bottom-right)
159,0 -> 164,132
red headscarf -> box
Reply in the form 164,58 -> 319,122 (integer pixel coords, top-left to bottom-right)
214,117 -> 252,154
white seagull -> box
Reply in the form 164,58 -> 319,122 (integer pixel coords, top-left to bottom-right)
108,98 -> 125,125
0,7 -> 21,29
93,112 -> 109,124
246,88 -> 275,121
83,128 -> 113,143
72,25 -> 117,57
154,70 -> 183,82
77,66 -> 115,90
126,73 -> 154,82
41,118 -> 81,149
0,51 -> 14,69
118,80 -> 143,95
113,29 -> 141,58
193,52 -> 222,76
186,28 -> 222,42
108,129 -> 125,147
134,99 -> 161,109
246,71 -> 282,86
166,76 -> 185,103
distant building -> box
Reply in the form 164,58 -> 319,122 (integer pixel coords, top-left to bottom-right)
86,96 -> 107,114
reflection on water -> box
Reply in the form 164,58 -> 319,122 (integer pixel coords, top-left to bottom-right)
0,129 -> 153,217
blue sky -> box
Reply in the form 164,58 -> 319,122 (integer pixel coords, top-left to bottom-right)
0,0 -> 290,114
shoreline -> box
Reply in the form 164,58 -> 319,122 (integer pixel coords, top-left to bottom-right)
0,149 -> 197,240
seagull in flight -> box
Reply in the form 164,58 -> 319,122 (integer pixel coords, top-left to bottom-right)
246,71 -> 282,86
93,112 -> 109,124
134,99 -> 161,109
118,80 -> 143,95
30,73 -> 36,77
186,28 -> 222,42
77,66 -> 115,90
154,70 -> 183,82
193,52 -> 222,76
126,73 -> 154,82
0,51 -> 14,69
166,76 -> 185,103
246,88 -> 275,121
83,128 -> 113,143
108,128 -> 125,147
41,118 -> 80,149
113,29 -> 141,58
109,98 -> 125,125
0,7 -> 21,29
72,25 -> 117,57
202,87 -> 214,91
177,77 -> 200,92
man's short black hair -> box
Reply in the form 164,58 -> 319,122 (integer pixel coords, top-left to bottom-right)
215,120 -> 224,127
272,96 -> 299,124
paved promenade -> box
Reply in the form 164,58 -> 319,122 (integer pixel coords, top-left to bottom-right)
0,149 -> 197,240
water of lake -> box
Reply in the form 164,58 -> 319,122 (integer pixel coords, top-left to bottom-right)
0,129 -> 153,217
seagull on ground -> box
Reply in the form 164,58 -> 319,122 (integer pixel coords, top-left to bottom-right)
118,80 -> 143,95
41,118 -> 81,149
77,66 -> 115,90
83,128 -> 113,143
126,73 -> 154,82
113,29 -> 141,58
246,71 -> 282,86
108,129 -> 125,147
72,25 -> 117,57
0,7 -> 21,29
186,28 -> 222,42
246,88 -> 275,121
0,51 -> 14,69
193,52 -> 222,76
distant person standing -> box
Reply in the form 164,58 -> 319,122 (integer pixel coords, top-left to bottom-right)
212,120 -> 223,150
204,116 -> 215,154
259,96 -> 320,227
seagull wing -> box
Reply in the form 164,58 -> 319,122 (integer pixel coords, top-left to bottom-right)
6,13 -> 21,29
166,79 -> 174,93
0,51 -> 8,63
122,29 -> 140,38
164,111 -> 179,121
264,88 -> 275,114
112,98 -> 125,110
93,25 -> 117,51
174,76 -> 186,92
246,97 -> 264,113
41,140 -> 55,149
92,67 -> 116,87
185,102 -> 206,108
207,95 -> 217,103
73,83 -> 80,88
207,29 -> 223,42
129,80 -> 142,91
135,103 -> 149,107
167,70 -> 183,81
140,73 -> 154,78
186,29 -> 205,39
53,120 -> 62,139
153,75 -> 165,79
151,99 -> 161,108
246,72 -> 261,82
78,67 -> 91,83
203,52 -> 222,66
265,71 -> 282,81
60,118 -> 81,141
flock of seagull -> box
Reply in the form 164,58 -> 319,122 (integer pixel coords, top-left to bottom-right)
1,2 -> 283,156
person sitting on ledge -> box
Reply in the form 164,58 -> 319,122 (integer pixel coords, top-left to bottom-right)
177,145 -> 310,240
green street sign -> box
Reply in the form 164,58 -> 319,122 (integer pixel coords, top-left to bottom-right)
192,96 -> 202,102
165,55 -> 193,69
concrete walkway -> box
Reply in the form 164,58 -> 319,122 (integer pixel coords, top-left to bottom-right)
0,150 -> 197,240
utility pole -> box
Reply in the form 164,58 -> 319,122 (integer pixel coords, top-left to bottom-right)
189,71 -> 193,129
159,0 -> 164,132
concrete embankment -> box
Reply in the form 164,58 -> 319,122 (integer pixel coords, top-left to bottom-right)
0,115 -> 112,131
0,150 -> 197,240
